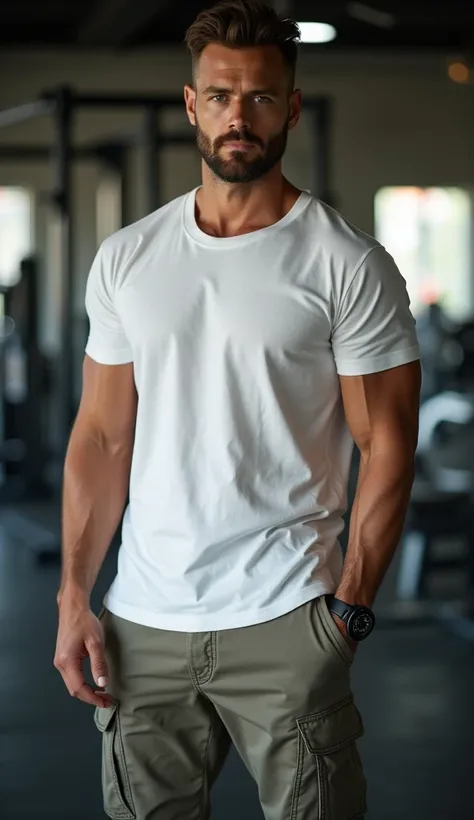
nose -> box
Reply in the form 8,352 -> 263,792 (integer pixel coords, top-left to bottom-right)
227,97 -> 251,132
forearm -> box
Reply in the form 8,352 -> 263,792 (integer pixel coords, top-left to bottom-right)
57,426 -> 132,609
336,448 -> 416,608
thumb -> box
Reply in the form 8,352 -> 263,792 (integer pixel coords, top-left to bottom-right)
89,647 -> 109,688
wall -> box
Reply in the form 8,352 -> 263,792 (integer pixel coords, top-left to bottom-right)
0,46 -> 473,385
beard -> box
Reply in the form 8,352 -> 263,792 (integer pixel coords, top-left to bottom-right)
195,114 -> 289,184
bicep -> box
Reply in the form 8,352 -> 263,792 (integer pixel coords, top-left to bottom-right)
75,355 -> 137,449
339,361 -> 422,457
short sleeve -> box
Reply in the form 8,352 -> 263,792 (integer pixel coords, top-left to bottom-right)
331,245 -> 420,376
84,242 -> 133,365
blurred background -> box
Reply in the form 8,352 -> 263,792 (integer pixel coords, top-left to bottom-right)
0,1 -> 474,818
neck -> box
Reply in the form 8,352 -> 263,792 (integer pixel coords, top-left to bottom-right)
195,168 -> 301,238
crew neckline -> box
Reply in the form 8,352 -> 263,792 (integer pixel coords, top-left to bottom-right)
183,186 -> 312,249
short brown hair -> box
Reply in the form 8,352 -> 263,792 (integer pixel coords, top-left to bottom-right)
184,0 -> 301,87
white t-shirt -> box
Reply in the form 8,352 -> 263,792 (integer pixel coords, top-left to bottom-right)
85,187 -> 419,632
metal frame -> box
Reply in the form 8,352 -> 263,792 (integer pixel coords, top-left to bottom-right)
0,84 -> 333,454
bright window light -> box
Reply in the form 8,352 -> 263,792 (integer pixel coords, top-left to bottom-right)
0,187 -> 33,287
374,186 -> 472,320
298,22 -> 337,44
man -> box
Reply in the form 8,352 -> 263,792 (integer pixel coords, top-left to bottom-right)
54,1 -> 421,818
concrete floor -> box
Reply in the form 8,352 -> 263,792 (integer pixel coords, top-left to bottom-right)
0,504 -> 473,820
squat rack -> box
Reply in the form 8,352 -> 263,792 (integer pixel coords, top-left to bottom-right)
0,84 -> 334,457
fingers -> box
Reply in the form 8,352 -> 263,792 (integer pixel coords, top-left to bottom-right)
88,644 -> 109,690
54,609 -> 115,708
54,658 -> 115,708
77,681 -> 115,709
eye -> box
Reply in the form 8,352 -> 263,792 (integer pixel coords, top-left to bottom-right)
211,94 -> 227,102
254,96 -> 272,103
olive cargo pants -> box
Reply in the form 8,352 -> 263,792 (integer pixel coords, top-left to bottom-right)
94,595 -> 367,820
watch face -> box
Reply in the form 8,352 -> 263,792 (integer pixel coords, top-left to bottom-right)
348,608 -> 375,640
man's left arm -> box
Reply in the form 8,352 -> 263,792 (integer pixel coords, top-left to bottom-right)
334,360 -> 422,639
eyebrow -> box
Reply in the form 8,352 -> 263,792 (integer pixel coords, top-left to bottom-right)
202,85 -> 278,96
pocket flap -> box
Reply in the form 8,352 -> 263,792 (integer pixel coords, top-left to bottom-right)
296,696 -> 364,756
94,701 -> 117,732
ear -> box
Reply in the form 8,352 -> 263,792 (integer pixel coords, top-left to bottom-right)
184,85 -> 197,127
288,88 -> 302,131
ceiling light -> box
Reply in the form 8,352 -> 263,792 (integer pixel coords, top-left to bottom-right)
298,22 -> 337,44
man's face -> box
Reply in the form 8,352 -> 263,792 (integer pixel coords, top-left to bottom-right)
184,44 -> 301,184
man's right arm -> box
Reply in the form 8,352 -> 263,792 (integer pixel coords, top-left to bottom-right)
58,354 -> 137,608
54,354 -> 137,707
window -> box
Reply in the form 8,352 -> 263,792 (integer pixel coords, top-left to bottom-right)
0,187 -> 33,287
374,187 -> 472,320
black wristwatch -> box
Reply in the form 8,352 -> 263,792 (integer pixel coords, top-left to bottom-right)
325,594 -> 376,642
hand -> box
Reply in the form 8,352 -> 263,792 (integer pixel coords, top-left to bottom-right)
331,614 -> 358,655
54,604 -> 115,708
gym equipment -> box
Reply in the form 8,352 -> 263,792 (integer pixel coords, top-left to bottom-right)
416,303 -> 458,400
394,391 -> 474,639
0,255 -> 50,501
416,301 -> 474,399
448,319 -> 474,391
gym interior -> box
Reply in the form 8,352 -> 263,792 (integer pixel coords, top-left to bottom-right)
0,2 -> 473,819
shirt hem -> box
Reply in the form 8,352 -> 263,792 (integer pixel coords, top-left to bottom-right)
103,583 -> 334,632
335,344 -> 420,376
85,343 -> 134,365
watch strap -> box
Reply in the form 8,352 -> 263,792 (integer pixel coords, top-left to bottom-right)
325,594 -> 353,622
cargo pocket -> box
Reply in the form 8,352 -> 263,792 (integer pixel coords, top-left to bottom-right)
295,695 -> 367,820
94,702 -> 136,820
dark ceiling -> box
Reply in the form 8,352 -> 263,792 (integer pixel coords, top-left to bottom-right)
0,0 -> 474,52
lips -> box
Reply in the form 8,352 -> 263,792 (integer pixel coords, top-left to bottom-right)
224,141 -> 255,149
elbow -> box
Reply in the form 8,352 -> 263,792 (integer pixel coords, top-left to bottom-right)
361,436 -> 418,479
69,417 -> 133,462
